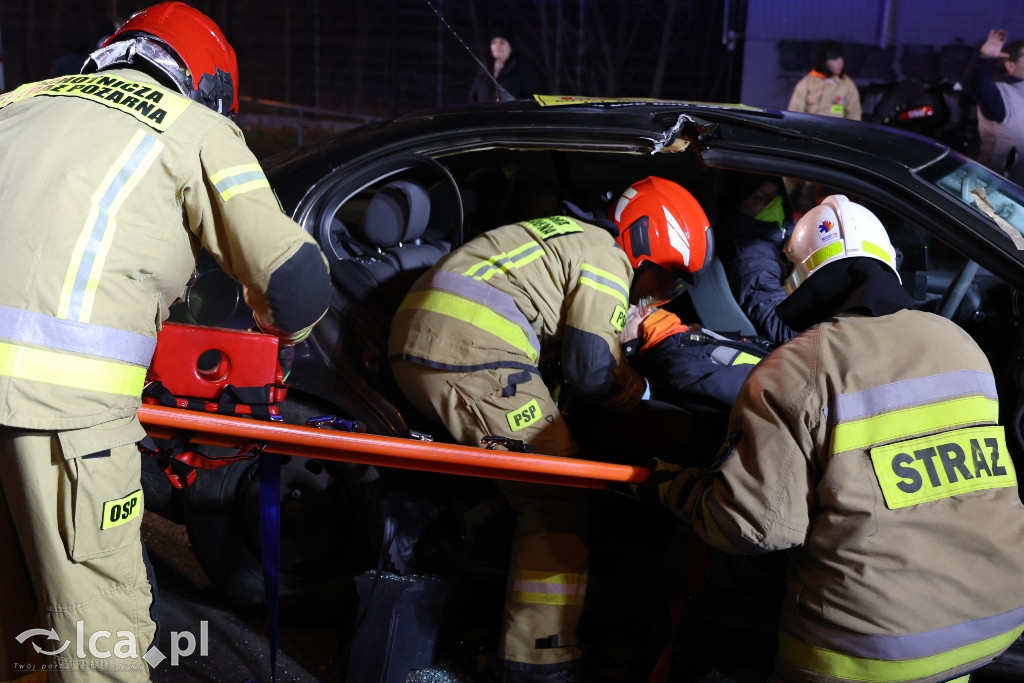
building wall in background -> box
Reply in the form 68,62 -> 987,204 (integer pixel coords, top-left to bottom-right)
741,0 -> 1024,111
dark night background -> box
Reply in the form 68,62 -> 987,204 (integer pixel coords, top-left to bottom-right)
0,0 -> 748,120
4,1 -> 1024,160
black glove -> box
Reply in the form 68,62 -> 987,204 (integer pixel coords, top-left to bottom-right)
609,457 -> 682,506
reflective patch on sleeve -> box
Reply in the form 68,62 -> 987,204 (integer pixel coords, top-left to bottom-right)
870,425 -> 1015,510
610,304 -> 627,332
101,489 -> 143,530
210,163 -> 271,201
506,398 -> 543,432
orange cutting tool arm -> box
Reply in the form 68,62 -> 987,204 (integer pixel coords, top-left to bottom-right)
137,404 -> 649,490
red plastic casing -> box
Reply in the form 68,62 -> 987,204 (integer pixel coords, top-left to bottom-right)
146,322 -> 284,401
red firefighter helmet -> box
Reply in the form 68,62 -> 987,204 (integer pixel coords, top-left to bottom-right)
610,176 -> 713,307
85,2 -> 239,116
611,176 -> 713,275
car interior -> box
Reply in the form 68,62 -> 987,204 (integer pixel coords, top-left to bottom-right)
159,143 -> 1024,682
283,147 -> 1014,422
172,143 -> 1024,457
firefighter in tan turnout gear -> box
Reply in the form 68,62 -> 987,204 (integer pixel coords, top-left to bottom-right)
0,3 -> 330,680
390,176 -> 713,681
655,195 -> 1024,683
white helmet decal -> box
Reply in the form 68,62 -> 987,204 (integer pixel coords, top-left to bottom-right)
664,205 -> 691,267
613,187 -> 638,223
817,216 -> 841,246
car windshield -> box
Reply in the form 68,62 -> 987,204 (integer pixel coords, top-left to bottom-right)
919,153 -> 1024,253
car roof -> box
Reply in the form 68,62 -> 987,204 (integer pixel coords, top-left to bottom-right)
265,97 -> 947,177
263,97 -> 1024,291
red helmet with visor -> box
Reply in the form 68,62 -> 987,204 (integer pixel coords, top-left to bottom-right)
610,176 -> 713,309
85,2 -> 239,116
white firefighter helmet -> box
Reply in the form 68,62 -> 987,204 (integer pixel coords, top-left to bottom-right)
783,194 -> 900,294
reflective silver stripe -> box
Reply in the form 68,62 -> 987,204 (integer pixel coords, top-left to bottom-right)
59,130 -> 163,322
579,264 -> 630,307
710,347 -> 740,366
784,604 -> 1024,661
833,370 -> 997,423
0,306 -> 156,366
416,269 -> 541,357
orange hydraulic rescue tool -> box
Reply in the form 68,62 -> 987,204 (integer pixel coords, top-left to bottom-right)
137,323 -> 649,490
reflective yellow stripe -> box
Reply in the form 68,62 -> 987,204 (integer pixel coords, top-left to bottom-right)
464,241 -> 545,281
58,129 -> 163,322
579,264 -> 629,308
399,289 -> 540,363
731,351 -> 761,366
831,395 -> 999,454
210,163 -> 271,201
509,590 -> 585,607
807,241 -> 845,271
510,570 -> 587,607
0,341 -> 147,396
863,240 -> 894,266
779,625 -> 1021,682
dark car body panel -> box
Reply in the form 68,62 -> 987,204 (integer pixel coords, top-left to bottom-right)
160,100 -> 1024,681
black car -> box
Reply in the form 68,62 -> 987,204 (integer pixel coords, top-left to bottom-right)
146,97 -> 1024,682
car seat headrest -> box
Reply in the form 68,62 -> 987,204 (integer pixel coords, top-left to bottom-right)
361,180 -> 431,248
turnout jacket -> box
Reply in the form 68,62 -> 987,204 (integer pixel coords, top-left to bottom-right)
669,309 -> 1024,682
389,216 -> 645,412
0,69 -> 330,432
788,70 -> 862,120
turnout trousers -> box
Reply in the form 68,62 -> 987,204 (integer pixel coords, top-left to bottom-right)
0,426 -> 155,681
392,361 -> 589,671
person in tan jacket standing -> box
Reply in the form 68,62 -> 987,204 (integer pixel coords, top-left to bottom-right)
788,40 -> 862,120
0,3 -> 330,680
652,195 -> 1024,682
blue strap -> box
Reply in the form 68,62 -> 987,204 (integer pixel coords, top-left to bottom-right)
259,452 -> 281,683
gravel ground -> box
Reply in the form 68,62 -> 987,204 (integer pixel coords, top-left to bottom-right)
142,512 -> 344,682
